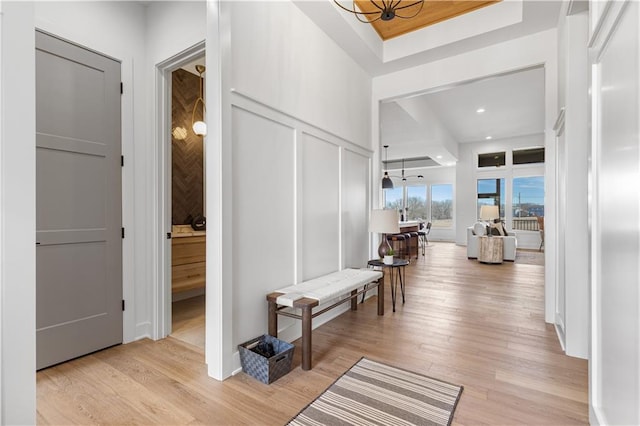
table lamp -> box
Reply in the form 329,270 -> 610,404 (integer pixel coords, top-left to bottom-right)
369,209 -> 400,258
480,205 -> 500,237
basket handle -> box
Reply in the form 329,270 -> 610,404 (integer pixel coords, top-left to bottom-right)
275,355 -> 286,363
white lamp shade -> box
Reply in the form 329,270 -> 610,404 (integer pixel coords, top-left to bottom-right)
479,205 -> 500,220
193,121 -> 207,136
369,209 -> 400,234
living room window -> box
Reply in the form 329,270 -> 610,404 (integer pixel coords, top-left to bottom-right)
384,186 -> 403,211
477,178 -> 505,220
478,151 -> 506,168
406,185 -> 427,221
512,176 -> 544,230
383,183 -> 454,227
513,147 -> 545,165
431,184 -> 453,228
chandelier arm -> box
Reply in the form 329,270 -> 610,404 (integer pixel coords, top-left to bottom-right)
394,1 -> 424,18
356,13 -> 381,23
393,0 -> 423,11
389,0 -> 403,10
333,1 -> 387,15
370,0 -> 386,12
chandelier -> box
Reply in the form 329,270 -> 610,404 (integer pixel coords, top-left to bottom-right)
334,0 -> 425,23
394,158 -> 424,182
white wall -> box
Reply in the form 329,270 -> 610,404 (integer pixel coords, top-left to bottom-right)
35,1 -> 207,343
230,1 -> 371,149
145,1 -> 206,341
0,3 -> 37,423
589,1 -> 640,424
214,0 -> 373,377
456,134 -> 546,250
34,1 -> 147,342
555,7 -> 589,359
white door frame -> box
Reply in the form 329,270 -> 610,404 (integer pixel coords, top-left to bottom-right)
153,42 -> 205,340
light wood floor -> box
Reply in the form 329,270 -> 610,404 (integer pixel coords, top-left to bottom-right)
37,243 -> 588,425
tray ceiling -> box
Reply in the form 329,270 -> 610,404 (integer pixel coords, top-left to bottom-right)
355,0 -> 501,40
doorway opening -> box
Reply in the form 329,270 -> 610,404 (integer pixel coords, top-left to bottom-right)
169,56 -> 207,349
154,42 -> 206,347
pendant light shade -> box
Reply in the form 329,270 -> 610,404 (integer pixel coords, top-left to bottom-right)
382,172 -> 394,189
192,120 -> 207,136
382,145 -> 393,189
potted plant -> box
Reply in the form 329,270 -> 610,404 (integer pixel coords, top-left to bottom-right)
384,248 -> 395,265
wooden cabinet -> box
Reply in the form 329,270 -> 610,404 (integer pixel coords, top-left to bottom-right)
172,235 -> 205,293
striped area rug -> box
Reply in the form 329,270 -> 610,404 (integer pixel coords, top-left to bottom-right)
289,357 -> 463,426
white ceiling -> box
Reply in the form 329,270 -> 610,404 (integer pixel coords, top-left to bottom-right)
380,66 -> 546,163
296,0 -> 561,166
422,67 -> 545,143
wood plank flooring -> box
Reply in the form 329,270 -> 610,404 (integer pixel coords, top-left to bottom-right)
37,242 -> 588,425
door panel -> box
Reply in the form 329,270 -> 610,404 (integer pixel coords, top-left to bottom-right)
36,31 -> 122,370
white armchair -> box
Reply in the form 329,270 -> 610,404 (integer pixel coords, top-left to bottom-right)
467,224 -> 517,261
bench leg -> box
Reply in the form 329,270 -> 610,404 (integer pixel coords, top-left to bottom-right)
268,300 -> 278,337
301,305 -> 313,371
351,289 -> 358,311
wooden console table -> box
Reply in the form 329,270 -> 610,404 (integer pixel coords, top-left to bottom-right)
478,236 -> 503,264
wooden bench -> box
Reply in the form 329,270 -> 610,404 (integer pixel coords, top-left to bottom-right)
266,268 -> 384,371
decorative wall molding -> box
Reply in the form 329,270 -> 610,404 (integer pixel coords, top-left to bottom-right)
228,91 -> 372,374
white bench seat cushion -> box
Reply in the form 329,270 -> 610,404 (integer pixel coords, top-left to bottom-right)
274,268 -> 383,307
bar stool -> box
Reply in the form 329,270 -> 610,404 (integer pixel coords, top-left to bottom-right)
387,234 -> 408,260
418,222 -> 431,256
408,231 -> 419,259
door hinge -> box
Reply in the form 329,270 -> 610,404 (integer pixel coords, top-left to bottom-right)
122,300 -> 125,311
121,155 -> 124,167
120,82 -> 123,94
167,232 -> 172,239
121,227 -> 125,239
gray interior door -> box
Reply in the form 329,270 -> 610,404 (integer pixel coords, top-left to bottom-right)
36,31 -> 122,369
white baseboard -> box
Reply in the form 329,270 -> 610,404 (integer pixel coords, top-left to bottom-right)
133,321 -> 152,342
590,404 -> 606,426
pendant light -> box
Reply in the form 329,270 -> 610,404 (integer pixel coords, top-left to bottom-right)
382,145 -> 394,189
191,64 -> 207,136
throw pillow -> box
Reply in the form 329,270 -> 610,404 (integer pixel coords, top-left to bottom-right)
491,221 -> 506,236
473,222 -> 486,236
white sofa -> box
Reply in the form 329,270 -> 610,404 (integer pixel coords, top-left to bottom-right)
467,224 -> 517,261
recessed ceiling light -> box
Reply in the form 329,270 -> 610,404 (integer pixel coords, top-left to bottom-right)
476,108 -> 485,113
436,155 -> 443,159
485,136 -> 492,140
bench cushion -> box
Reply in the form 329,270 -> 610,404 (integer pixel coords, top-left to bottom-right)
273,268 -> 383,307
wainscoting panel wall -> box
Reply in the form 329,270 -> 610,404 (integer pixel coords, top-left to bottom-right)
231,105 -> 296,347
301,132 -> 340,280
228,92 -> 372,357
342,149 -> 370,269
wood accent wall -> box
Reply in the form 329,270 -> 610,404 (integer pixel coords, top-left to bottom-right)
172,68 -> 204,225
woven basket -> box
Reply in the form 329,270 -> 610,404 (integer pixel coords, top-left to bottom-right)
238,334 -> 294,384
